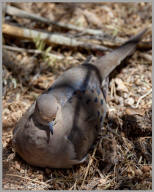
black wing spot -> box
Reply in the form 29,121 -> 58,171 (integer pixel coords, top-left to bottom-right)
100,99 -> 103,105
97,88 -> 101,95
94,97 -> 98,103
100,116 -> 103,123
69,99 -> 72,103
86,99 -> 91,104
78,96 -> 82,100
97,111 -> 100,117
91,89 -> 94,93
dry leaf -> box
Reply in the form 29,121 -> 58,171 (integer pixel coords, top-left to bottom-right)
83,10 -> 102,27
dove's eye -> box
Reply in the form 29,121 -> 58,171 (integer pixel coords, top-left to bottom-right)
40,114 -> 56,122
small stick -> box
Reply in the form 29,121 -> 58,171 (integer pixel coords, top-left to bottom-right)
69,180 -> 77,190
5,173 -> 50,187
134,88 -> 152,109
4,5 -> 106,36
2,23 -> 109,52
3,45 -> 74,60
81,143 -> 98,187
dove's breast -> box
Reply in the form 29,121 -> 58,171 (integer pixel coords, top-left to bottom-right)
52,64 -> 108,160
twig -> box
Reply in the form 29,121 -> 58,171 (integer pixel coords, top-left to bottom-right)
4,5 -> 106,36
134,88 -> 152,109
69,180 -> 77,190
137,41 -> 152,50
3,45 -> 74,60
5,173 -> 50,187
106,125 -> 121,138
81,143 -> 98,187
139,53 -> 152,62
2,23 -> 109,52
78,31 -> 152,50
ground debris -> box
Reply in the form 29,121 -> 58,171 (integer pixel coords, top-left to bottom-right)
2,2 -> 152,190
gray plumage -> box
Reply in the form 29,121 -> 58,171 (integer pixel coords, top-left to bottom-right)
12,29 -> 147,168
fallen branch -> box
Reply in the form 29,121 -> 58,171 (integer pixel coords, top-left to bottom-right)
2,23 -> 110,52
3,45 -> 74,60
4,5 -> 105,36
3,5 -> 152,50
78,34 -> 152,50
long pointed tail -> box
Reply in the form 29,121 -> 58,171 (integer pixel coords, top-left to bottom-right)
94,28 -> 147,80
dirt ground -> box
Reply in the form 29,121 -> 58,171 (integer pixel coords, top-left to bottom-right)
2,2 -> 152,190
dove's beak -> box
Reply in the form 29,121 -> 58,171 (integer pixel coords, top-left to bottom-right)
48,121 -> 55,135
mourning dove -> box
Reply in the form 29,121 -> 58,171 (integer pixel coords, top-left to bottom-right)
12,29 -> 147,168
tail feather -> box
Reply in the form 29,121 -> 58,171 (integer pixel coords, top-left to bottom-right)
94,28 -> 147,80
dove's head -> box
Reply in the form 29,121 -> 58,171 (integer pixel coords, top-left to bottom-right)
34,94 -> 59,134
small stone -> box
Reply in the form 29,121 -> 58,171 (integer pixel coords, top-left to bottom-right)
125,97 -> 134,106
38,174 -> 43,180
17,54 -> 22,60
10,167 -> 14,171
115,78 -> 128,92
20,169 -> 25,174
123,92 -> 129,99
118,96 -> 124,106
6,138 -> 10,143
15,161 -> 20,170
135,169 -> 143,176
3,142 -> 7,148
